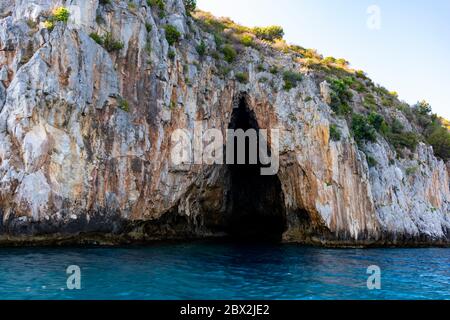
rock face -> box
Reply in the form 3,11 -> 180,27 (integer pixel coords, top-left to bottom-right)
0,0 -> 449,246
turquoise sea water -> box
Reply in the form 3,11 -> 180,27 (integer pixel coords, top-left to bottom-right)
0,242 -> 449,300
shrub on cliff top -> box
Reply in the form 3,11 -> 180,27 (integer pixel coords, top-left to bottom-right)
252,26 -> 284,42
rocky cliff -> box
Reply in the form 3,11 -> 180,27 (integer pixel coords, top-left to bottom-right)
0,0 -> 449,246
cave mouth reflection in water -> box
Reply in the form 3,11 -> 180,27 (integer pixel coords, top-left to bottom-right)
226,96 -> 287,241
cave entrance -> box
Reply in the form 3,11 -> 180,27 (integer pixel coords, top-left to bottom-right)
226,96 -> 287,241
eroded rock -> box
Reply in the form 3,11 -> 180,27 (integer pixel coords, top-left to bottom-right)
0,0 -> 448,246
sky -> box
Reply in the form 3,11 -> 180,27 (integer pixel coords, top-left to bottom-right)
196,0 -> 450,119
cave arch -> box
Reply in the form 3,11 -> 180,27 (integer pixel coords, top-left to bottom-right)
225,95 -> 287,241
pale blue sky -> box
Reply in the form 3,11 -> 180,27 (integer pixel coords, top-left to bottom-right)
197,0 -> 450,119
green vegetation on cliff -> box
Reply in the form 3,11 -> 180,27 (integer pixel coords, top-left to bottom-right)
43,6 -> 70,31
164,25 -> 181,46
90,32 -> 124,52
191,9 -> 450,162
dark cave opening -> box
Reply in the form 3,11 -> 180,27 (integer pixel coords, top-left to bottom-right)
225,96 -> 287,241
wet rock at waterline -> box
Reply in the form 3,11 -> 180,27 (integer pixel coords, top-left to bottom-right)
0,0 -> 449,246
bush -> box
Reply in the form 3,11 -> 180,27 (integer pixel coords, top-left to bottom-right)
329,78 -> 353,116
218,66 -> 231,77
363,93 -> 377,110
214,33 -> 224,48
382,117 -> 420,154
43,20 -> 54,31
354,70 -> 367,79
329,124 -> 341,141
366,155 -> 378,167
168,50 -> 176,60
426,124 -> 450,161
282,71 -> 302,90
323,56 -> 336,64
44,6 -> 70,31
52,7 -> 70,23
390,118 -> 405,134
406,166 -> 419,176
183,0 -> 196,15
336,58 -> 349,67
89,32 -> 103,45
90,32 -> 124,51
351,114 -> 377,143
400,100 -> 450,160
253,26 -> 284,42
269,66 -> 279,74
240,34 -> 254,47
441,118 -> 450,130
196,40 -> 207,56
389,91 -> 399,98
235,72 -> 249,83
415,100 -> 432,116
165,25 -> 181,46
368,112 -> 388,135
147,0 -> 165,11
387,132 -> 420,152
118,98 -> 130,112
102,32 -> 124,52
221,44 -> 237,63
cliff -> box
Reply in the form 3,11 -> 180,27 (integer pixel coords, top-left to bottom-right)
0,0 -> 449,246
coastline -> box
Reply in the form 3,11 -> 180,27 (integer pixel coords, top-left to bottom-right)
0,232 -> 448,249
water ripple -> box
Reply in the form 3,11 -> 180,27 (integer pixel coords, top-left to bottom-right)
0,244 -> 448,300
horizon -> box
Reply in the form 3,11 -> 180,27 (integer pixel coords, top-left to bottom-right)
197,0 -> 450,120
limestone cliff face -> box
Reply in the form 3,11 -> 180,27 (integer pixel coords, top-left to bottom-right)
0,0 -> 449,245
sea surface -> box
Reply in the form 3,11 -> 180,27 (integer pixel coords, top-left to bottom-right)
0,242 -> 449,300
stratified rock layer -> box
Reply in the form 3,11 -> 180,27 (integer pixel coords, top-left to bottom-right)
0,0 -> 449,246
